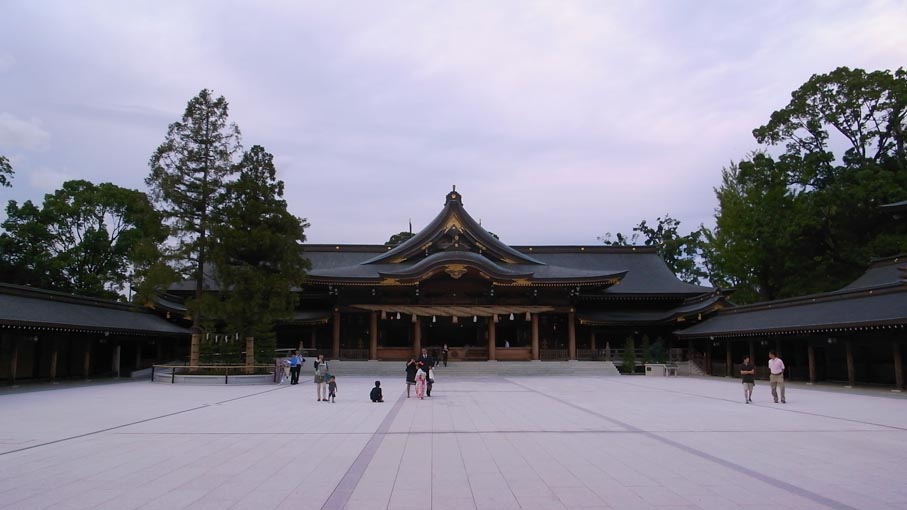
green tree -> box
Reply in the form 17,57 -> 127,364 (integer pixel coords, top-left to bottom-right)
0,155 -> 12,188
0,180 -> 165,298
209,145 -> 310,364
385,231 -> 415,246
709,67 -> 907,303
146,89 -> 242,360
601,215 -> 708,283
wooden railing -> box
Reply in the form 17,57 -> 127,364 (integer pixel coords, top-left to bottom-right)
151,364 -> 277,384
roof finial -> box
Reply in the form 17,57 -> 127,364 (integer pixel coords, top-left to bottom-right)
452,184 -> 456,192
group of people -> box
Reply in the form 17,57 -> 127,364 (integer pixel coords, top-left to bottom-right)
405,348 -> 438,399
740,351 -> 787,404
279,350 -> 399,404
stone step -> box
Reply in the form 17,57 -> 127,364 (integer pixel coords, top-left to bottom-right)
316,361 -> 620,377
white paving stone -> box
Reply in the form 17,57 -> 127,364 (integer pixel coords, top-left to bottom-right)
1,376 -> 905,509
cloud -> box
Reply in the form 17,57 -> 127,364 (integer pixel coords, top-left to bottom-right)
0,53 -> 14,72
0,113 -> 51,151
26,166 -> 73,190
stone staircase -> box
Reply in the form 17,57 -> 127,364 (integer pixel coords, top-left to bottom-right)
319,360 -> 620,378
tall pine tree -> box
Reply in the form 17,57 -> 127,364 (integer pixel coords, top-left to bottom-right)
146,89 -> 242,365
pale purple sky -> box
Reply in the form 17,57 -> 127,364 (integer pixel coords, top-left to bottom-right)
1,1 -> 906,245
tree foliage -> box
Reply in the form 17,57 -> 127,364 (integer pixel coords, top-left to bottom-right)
708,67 -> 907,303
385,231 -> 415,247
146,89 -> 242,327
208,145 -> 310,362
601,215 -> 708,284
0,180 -> 166,298
0,155 -> 12,188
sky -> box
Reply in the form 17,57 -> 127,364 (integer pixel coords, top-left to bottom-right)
1,0 -> 906,245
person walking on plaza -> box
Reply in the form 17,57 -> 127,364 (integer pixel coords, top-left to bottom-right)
768,351 -> 786,403
327,375 -> 338,403
370,380 -> 384,402
405,357 -> 418,398
740,355 -> 755,403
314,354 -> 329,402
418,349 -> 435,397
414,365 -> 427,399
442,344 -> 449,367
288,350 -> 304,385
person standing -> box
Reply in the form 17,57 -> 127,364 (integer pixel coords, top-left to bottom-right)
740,355 -> 755,403
414,366 -> 427,399
442,344 -> 449,367
418,349 -> 434,397
289,350 -> 303,385
405,357 -> 418,398
768,351 -> 786,404
327,375 -> 338,403
314,354 -> 329,402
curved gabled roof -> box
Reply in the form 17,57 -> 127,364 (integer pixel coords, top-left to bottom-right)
361,188 -> 545,265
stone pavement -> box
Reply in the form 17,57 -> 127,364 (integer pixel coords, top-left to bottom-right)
1,375 -> 906,510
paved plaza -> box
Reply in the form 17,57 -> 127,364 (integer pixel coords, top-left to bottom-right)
1,375 -> 906,510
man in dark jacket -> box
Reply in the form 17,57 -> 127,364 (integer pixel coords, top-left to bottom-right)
417,349 -> 434,396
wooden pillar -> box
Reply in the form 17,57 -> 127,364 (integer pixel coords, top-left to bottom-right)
156,339 -> 163,361
590,330 -> 597,351
725,340 -> 732,377
189,332 -> 201,368
487,318 -> 496,361
413,317 -> 422,356
845,339 -> 855,387
135,343 -> 142,371
567,311 -> 576,360
245,336 -> 255,374
604,340 -> 611,361
893,340 -> 904,391
112,343 -> 121,378
310,328 -> 317,350
9,337 -> 18,385
332,310 -> 341,359
49,338 -> 60,382
531,314 -> 540,360
369,311 -> 378,361
83,340 -> 92,379
807,342 -> 816,384
748,339 -> 755,363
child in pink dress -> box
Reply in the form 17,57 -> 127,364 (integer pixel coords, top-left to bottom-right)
414,367 -> 427,399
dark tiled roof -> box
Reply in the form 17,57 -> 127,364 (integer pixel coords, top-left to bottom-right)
675,286 -> 907,338
840,254 -> 907,290
0,284 -> 189,335
578,294 -> 725,325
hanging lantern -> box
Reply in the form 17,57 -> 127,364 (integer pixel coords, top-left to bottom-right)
493,314 -> 499,323
381,310 -> 387,320
396,312 -> 401,320
473,315 -> 477,323
525,311 -> 531,321
509,313 -> 514,321
411,314 -> 417,323
432,315 -> 437,323
452,316 -> 458,324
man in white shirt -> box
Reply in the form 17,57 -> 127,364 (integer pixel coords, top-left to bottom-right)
768,351 -> 786,403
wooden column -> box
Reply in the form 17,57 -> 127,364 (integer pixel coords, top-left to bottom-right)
245,336 -> 255,374
112,343 -> 121,378
893,340 -> 904,391
725,340 -> 732,377
487,318 -> 496,361
531,314 -> 540,360
189,332 -> 201,368
807,342 -> 816,384
310,328 -> 317,350
83,340 -> 92,378
845,339 -> 855,387
369,311 -> 378,361
156,339 -> 163,362
590,330 -> 597,351
135,343 -> 142,371
567,311 -> 576,361
748,339 -> 755,363
332,310 -> 341,359
49,338 -> 60,382
413,317 -> 422,356
9,337 -> 18,385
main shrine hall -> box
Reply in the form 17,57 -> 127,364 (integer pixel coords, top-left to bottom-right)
280,188 -> 726,362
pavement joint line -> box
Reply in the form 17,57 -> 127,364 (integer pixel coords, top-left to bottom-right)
506,378 -> 860,510
608,378 -> 907,431
320,390 -> 407,510
0,385 -> 290,457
